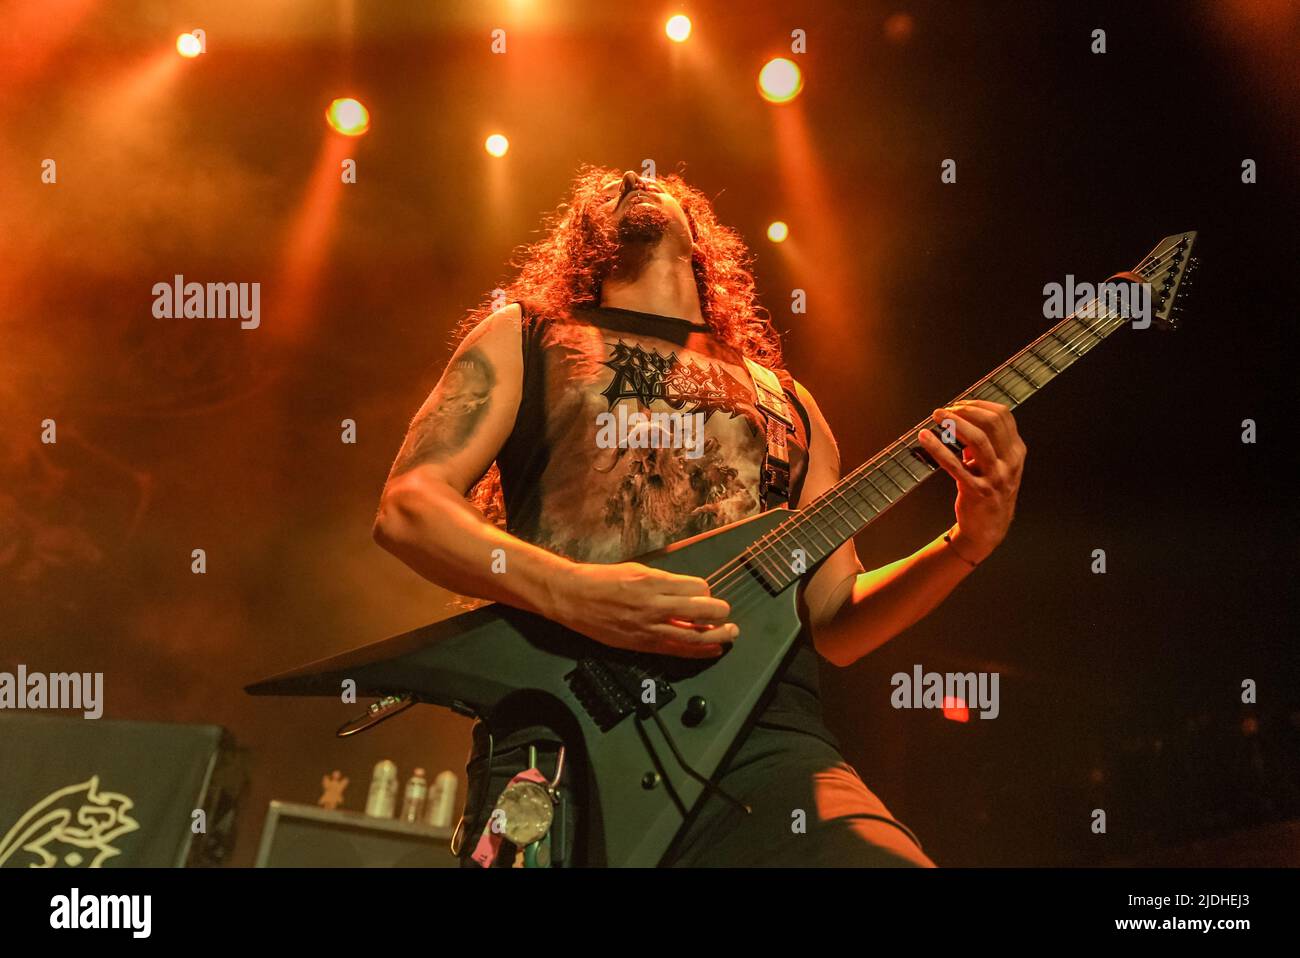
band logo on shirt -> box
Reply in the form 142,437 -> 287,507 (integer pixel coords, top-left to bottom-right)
599,340 -> 752,421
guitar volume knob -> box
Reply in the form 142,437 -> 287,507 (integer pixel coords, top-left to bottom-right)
682,695 -> 709,727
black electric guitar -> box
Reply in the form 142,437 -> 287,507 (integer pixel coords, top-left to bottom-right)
247,232 -> 1199,866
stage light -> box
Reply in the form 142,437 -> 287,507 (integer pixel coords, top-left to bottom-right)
758,57 -> 802,103
942,697 -> 970,723
884,12 -> 915,45
766,221 -> 789,243
325,98 -> 370,137
665,15 -> 692,42
485,133 -> 509,157
176,33 -> 202,58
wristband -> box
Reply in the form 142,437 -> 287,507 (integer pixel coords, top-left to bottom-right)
943,528 -> 981,568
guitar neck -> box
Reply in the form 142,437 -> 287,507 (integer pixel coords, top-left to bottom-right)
742,305 -> 1132,590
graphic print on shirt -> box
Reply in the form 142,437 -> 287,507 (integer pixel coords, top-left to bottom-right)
593,338 -> 760,558
600,339 -> 753,420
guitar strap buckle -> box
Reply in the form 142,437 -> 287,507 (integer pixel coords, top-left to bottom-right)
743,358 -> 794,510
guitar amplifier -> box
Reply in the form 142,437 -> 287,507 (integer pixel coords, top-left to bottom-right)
254,802 -> 460,867
0,714 -> 245,868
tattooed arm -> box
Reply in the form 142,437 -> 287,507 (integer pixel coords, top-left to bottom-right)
373,303 -> 568,613
387,349 -> 497,479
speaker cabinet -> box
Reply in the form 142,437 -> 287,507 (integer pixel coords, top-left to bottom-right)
0,714 -> 244,868
255,802 -> 459,868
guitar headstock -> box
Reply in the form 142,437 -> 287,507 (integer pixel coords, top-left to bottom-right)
1134,231 -> 1199,330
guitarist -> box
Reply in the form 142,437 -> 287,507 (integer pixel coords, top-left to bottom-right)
372,166 -> 1026,867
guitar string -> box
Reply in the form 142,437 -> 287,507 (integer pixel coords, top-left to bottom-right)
711,290 -> 1152,615
706,261 -> 1177,620
720,243 -> 1180,588
697,245 -> 1189,619
717,245 -> 1186,594
739,305 -> 1121,586
768,251 -> 1190,570
706,295 -> 1140,622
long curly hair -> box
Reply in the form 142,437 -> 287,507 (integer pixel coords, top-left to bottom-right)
455,164 -> 783,525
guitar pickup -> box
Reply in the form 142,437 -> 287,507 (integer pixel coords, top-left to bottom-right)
567,657 -> 676,732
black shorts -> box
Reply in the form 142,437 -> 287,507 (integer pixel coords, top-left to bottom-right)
455,721 -> 933,868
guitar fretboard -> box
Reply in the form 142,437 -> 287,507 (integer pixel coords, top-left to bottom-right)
736,304 -> 1134,593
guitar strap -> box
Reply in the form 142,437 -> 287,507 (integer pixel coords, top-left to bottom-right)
742,358 -> 795,510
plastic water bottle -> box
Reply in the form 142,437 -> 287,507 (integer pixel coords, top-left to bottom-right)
400,768 -> 428,823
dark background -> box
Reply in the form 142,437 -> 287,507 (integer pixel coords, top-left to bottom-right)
2,0 -> 1296,867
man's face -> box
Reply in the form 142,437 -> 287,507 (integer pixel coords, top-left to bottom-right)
594,171 -> 695,255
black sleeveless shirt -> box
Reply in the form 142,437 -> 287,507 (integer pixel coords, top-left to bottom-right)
492,302 -> 840,749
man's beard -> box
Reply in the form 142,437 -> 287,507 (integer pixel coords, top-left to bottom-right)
616,203 -> 672,246
599,204 -> 675,281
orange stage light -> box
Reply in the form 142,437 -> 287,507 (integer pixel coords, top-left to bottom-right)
758,57 -> 802,103
766,221 -> 789,243
884,12 -> 915,45
485,133 -> 510,157
274,134 -> 354,343
665,15 -> 692,43
942,697 -> 971,723
176,33 -> 202,58
325,97 -> 370,137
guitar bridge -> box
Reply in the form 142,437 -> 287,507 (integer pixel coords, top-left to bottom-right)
567,656 -> 676,731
